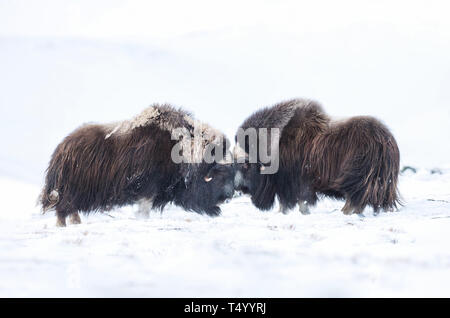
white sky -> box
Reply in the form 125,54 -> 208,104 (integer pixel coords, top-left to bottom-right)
1,0 -> 449,41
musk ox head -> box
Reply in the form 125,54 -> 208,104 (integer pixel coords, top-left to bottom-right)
155,109 -> 236,216
177,161 -> 235,216
233,146 -> 277,211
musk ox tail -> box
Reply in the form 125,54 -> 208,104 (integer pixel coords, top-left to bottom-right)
39,139 -> 67,213
333,117 -> 401,213
40,188 -> 60,213
40,159 -> 63,213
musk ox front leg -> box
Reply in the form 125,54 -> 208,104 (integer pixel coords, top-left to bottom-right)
56,209 -> 81,227
136,198 -> 152,219
56,211 -> 67,227
341,199 -> 364,215
341,200 -> 353,215
278,204 -> 289,214
278,201 -> 311,215
298,200 -> 311,215
278,199 -> 313,215
69,212 -> 82,224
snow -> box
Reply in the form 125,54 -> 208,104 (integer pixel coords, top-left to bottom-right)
1,169 -> 449,297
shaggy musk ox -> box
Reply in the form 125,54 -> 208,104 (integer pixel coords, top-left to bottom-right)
233,99 -> 400,215
40,104 -> 235,226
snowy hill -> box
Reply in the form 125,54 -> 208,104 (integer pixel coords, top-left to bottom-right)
1,168 -> 449,297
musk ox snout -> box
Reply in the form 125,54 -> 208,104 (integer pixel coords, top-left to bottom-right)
233,168 -> 244,190
233,163 -> 255,194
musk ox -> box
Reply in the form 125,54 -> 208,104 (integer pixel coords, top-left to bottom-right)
40,104 -> 235,227
233,98 -> 400,215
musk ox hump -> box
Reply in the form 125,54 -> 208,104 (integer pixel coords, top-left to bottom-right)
104,104 -> 229,164
105,104 -> 191,139
239,98 -> 321,131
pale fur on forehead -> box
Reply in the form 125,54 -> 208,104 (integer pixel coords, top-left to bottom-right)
105,104 -> 185,138
184,115 -> 229,163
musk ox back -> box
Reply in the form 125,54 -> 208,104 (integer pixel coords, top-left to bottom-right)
40,104 -> 235,227
233,98 -> 400,215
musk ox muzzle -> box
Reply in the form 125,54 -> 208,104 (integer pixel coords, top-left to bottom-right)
233,98 -> 401,215
40,104 -> 235,227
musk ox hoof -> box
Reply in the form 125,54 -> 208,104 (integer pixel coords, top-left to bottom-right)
69,212 -> 82,225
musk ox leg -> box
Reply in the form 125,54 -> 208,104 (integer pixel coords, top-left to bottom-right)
278,204 -> 290,215
69,212 -> 82,225
342,200 -> 354,215
56,211 -> 67,227
279,200 -> 313,215
354,207 -> 365,216
342,199 -> 365,215
136,198 -> 152,219
298,201 -> 311,215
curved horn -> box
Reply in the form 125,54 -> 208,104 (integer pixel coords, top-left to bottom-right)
204,176 -> 213,182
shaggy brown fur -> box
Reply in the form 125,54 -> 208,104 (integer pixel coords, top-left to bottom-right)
40,104 -> 235,226
234,98 -> 401,215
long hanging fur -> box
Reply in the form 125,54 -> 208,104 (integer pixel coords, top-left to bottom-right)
40,104 -> 235,226
234,98 -> 401,215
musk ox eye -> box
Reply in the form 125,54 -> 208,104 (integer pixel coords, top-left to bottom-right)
204,176 -> 213,182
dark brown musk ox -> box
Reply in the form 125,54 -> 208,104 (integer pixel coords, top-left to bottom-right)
40,104 -> 235,227
233,98 -> 400,215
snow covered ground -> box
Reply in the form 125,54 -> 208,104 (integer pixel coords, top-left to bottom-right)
1,167 -> 449,298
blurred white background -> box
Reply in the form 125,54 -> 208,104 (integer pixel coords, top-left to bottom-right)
1,0 -> 449,184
